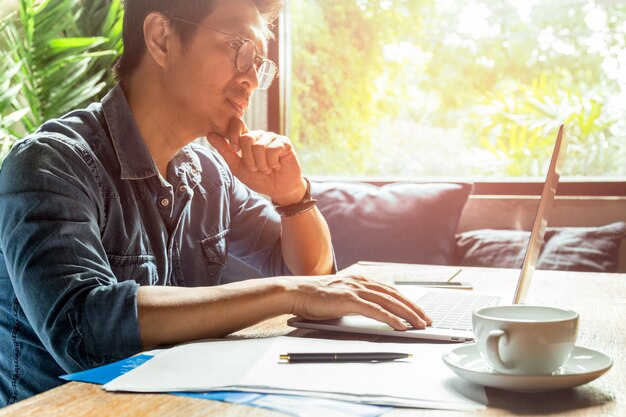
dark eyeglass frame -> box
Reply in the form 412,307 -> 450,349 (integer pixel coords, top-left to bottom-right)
170,17 -> 279,90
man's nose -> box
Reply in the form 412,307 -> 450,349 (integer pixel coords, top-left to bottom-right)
238,64 -> 260,92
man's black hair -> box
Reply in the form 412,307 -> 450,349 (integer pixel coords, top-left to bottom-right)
113,0 -> 282,81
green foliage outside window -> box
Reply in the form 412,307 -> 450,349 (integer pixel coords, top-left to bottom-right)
0,0 -> 122,162
2,0 -> 625,179
288,0 -> 626,178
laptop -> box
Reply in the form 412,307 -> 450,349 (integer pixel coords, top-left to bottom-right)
288,125 -> 569,342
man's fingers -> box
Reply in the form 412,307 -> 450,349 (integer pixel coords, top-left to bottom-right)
206,133 -> 239,167
227,118 -> 248,153
359,281 -> 433,325
252,132 -> 276,174
355,288 -> 428,329
238,134 -> 257,172
347,297 -> 408,331
266,136 -> 291,170
362,290 -> 428,329
238,132 -> 292,174
345,275 -> 432,325
322,275 -> 431,329
206,133 -> 229,154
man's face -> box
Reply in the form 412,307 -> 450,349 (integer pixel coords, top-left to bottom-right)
162,0 -> 269,138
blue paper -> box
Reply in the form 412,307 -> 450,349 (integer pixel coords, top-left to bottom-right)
176,392 -> 389,417
60,354 -> 154,385
61,355 -> 390,417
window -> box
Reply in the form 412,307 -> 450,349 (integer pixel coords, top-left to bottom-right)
282,0 -> 626,180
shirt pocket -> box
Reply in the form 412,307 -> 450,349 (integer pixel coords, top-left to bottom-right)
200,229 -> 229,282
107,254 -> 158,286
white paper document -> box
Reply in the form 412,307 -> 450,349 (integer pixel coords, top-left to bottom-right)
104,336 -> 486,411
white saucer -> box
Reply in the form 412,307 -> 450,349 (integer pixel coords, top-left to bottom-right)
442,344 -> 612,392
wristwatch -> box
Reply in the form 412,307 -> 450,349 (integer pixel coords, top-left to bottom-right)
273,177 -> 318,217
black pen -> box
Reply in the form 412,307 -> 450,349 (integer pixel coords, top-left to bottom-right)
278,352 -> 412,363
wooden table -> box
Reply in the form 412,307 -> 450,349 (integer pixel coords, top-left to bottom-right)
1,264 -> 624,417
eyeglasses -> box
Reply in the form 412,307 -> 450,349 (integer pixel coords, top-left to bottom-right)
170,17 -> 279,90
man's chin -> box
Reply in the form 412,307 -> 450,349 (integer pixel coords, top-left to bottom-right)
205,121 -> 228,140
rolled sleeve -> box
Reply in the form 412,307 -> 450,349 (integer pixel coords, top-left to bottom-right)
0,137 -> 143,372
81,281 -> 141,364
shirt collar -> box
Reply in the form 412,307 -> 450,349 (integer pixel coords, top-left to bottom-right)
101,84 -> 202,184
171,146 -> 203,187
102,85 -> 160,180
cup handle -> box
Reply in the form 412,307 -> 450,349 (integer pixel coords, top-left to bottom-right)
486,329 -> 513,370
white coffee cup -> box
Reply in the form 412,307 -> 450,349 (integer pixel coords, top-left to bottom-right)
472,305 -> 579,375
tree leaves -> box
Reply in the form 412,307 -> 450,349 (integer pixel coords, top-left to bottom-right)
289,0 -> 626,178
0,0 -> 122,162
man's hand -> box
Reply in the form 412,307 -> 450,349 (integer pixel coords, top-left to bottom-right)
207,118 -> 306,206
137,274 -> 432,349
289,275 -> 433,330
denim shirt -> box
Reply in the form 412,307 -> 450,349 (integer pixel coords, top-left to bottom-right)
0,85 -> 290,406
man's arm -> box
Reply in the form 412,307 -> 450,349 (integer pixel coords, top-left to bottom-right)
137,274 -> 431,349
280,205 -> 334,275
0,138 -> 145,372
274,176 -> 333,275
207,119 -> 334,276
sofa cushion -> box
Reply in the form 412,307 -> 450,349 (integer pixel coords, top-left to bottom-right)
454,222 -> 626,272
312,182 -> 473,270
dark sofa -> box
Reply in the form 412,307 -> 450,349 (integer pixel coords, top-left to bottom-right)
221,181 -> 626,282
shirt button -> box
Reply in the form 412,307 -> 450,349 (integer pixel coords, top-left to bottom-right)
178,185 -> 187,193
160,198 -> 170,207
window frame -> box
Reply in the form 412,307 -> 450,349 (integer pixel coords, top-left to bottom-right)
266,8 -> 285,136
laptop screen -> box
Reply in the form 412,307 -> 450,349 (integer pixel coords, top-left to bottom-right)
513,125 -> 569,304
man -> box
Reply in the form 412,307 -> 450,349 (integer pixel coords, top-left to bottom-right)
0,0 -> 431,405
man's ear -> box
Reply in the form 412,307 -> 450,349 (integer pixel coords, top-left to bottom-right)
143,12 -> 174,68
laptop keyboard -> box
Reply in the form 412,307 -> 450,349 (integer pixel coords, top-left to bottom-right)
415,292 -> 501,331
